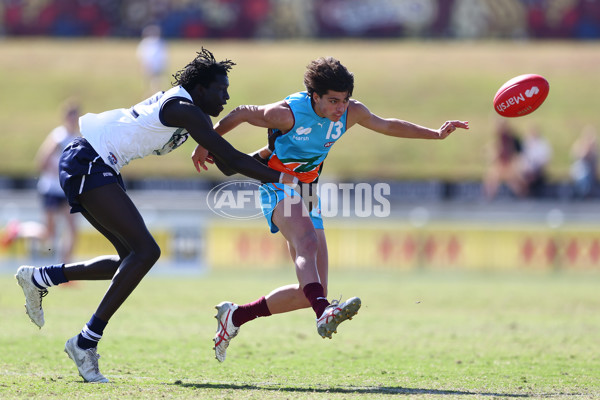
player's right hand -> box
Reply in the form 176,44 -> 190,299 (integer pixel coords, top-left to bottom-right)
191,144 -> 214,173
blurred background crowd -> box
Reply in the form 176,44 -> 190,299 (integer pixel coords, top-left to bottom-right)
3,0 -> 600,40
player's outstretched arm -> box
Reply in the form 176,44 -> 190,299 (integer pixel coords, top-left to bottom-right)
437,120 -> 470,139
213,101 -> 292,135
164,100 -> 296,184
192,101 -> 292,173
190,105 -> 265,172
349,100 -> 468,139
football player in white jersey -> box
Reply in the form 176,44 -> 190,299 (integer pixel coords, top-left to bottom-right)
192,56 -> 468,362
15,48 -> 297,383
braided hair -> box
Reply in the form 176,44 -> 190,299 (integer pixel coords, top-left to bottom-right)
172,48 -> 235,92
303,57 -> 354,98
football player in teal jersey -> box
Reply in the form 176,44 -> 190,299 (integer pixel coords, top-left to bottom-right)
192,56 -> 469,362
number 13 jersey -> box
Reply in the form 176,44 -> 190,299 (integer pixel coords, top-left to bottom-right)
267,91 -> 348,183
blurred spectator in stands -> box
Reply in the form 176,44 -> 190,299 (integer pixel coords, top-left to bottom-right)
483,119 -> 527,200
2,100 -> 81,261
521,125 -> 552,198
136,24 -> 168,95
570,124 -> 598,199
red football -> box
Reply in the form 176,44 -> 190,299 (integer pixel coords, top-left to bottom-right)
493,74 -> 549,117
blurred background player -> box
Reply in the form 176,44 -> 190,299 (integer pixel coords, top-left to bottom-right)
2,100 -> 81,262
483,119 -> 527,200
570,124 -> 598,199
136,24 -> 168,95
521,125 -> 552,198
15,48 -> 298,383
35,99 -> 81,262
191,56 -> 469,362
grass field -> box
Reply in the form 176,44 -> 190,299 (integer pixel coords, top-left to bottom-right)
3,39 -> 600,181
1,268 -> 599,399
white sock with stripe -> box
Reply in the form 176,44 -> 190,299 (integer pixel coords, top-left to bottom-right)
77,314 -> 108,349
32,268 -> 55,288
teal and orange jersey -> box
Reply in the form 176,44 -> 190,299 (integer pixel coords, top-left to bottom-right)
267,92 -> 348,183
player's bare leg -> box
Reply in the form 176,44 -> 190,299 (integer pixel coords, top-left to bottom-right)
265,229 -> 329,314
15,212 -> 128,330
271,197 -> 322,288
212,196 -> 359,361
78,185 -> 161,322
63,184 -> 161,382
272,198 -> 360,338
62,208 -> 133,282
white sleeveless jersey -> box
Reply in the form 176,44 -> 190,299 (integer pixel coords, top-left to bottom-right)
80,86 -> 192,173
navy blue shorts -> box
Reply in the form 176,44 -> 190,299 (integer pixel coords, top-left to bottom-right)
59,137 -> 125,214
41,193 -> 68,211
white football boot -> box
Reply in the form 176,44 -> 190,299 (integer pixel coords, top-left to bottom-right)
15,265 -> 47,329
317,297 -> 361,339
64,335 -> 109,383
213,302 -> 239,362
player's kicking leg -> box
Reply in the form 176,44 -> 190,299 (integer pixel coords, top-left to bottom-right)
270,196 -> 362,338
15,265 -> 49,328
316,297 -> 361,339
213,302 -> 239,362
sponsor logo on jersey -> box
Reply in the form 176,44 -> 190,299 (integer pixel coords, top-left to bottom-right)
108,152 -> 118,165
296,127 -> 311,135
324,141 -> 335,148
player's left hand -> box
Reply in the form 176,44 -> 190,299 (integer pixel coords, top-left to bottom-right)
438,120 -> 469,139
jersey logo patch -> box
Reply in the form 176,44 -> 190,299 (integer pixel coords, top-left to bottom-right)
295,127 -> 311,135
107,152 -> 118,165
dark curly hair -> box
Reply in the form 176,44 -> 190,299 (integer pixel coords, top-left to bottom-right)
303,57 -> 354,98
172,48 -> 235,92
